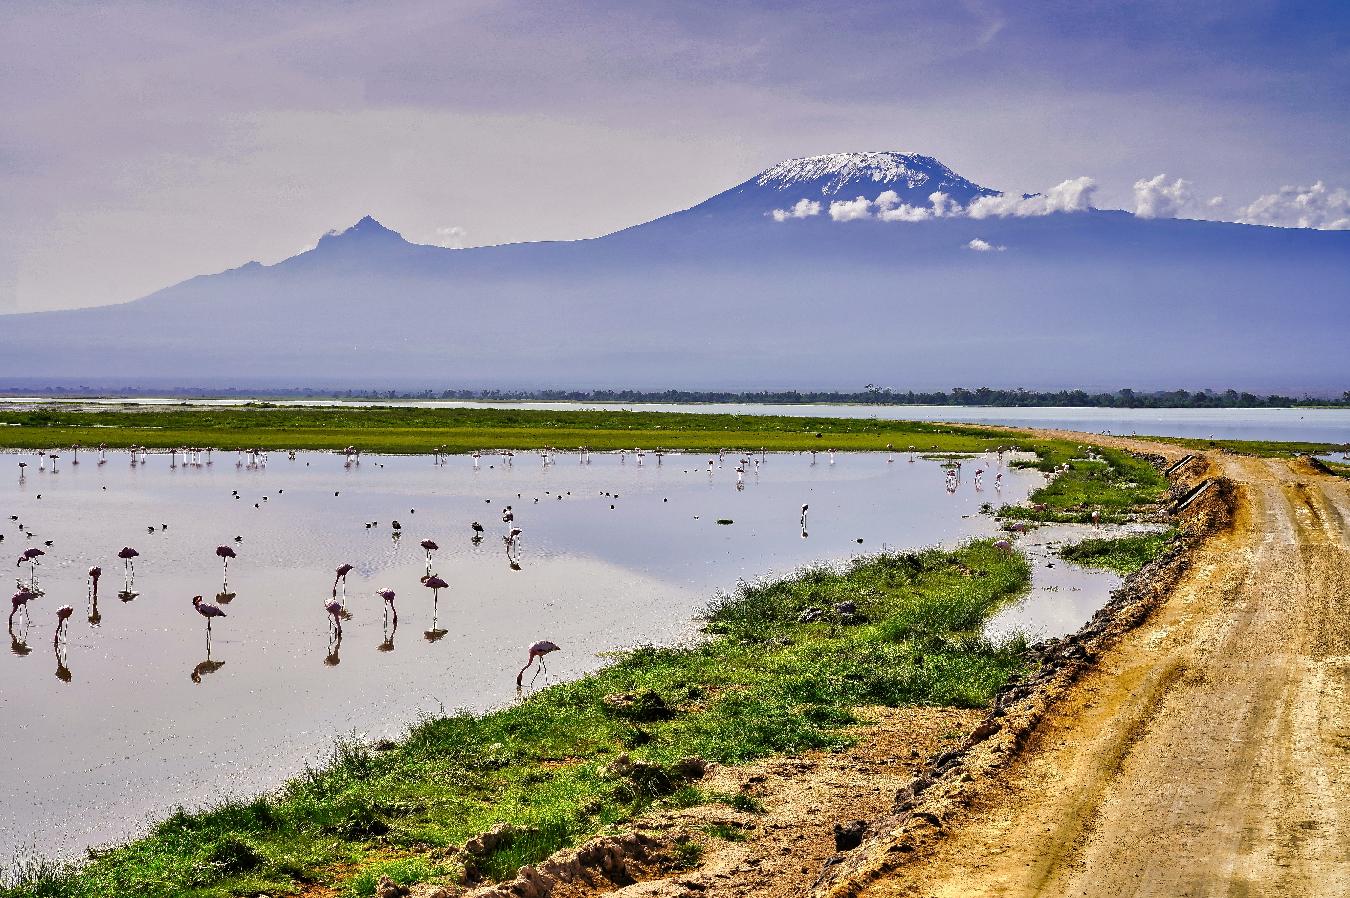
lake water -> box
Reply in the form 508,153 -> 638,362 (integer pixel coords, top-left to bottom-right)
3,399 -> 1349,444
0,448 -> 1113,859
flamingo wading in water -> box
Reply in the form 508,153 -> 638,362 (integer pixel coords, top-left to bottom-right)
516,640 -> 561,687
376,588 -> 397,623
192,595 -> 226,633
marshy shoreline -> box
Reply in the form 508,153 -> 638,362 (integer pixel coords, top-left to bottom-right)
0,422 -> 1213,897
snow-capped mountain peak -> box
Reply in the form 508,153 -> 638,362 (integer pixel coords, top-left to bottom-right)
755,152 -> 998,200
685,151 -> 1000,218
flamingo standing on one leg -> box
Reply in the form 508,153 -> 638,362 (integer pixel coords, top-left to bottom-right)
192,595 -> 226,633
516,640 -> 561,687
216,545 -> 237,590
87,566 -> 102,625
376,588 -> 397,624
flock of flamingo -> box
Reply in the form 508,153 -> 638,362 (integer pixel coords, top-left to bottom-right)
7,441 -> 1032,686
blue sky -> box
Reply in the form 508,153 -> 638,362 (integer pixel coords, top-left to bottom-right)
2,0 -> 1347,311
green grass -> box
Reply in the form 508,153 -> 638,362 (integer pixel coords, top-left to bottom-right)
1,541 -> 1031,898
0,404 -> 1036,456
1058,528 -> 1180,576
999,444 -> 1170,525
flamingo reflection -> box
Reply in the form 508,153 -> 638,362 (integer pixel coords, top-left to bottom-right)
325,629 -> 342,666
54,637 -> 71,682
379,614 -> 398,652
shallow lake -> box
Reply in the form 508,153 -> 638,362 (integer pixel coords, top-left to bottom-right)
0,449 -> 1114,859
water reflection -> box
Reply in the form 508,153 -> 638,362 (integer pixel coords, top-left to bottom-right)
9,614 -> 31,656
379,616 -> 397,652
325,630 -> 342,666
54,639 -> 71,682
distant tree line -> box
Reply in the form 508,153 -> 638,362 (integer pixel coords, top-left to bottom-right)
6,384 -> 1349,408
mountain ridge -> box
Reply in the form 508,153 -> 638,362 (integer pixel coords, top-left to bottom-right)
0,152 -> 1346,393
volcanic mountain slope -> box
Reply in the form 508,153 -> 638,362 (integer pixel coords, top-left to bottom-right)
1,152 -> 1346,392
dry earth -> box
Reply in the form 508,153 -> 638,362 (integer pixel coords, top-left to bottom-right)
385,433 -> 1347,898
827,445 -> 1350,897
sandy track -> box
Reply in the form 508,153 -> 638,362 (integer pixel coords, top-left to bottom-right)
850,451 -> 1350,897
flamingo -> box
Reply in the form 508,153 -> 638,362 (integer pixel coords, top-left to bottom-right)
17,547 -> 44,572
54,605 -> 73,647
191,595 -> 226,632
420,539 -> 439,572
216,545 -> 237,586
324,597 -> 344,634
504,528 -> 523,562
471,522 -> 485,538
423,575 -> 448,603
9,589 -> 36,627
516,640 -> 560,687
376,587 -> 397,623
993,539 -> 1013,553
87,566 -> 102,625
333,563 -> 354,599
800,504 -> 809,529
118,546 -> 139,576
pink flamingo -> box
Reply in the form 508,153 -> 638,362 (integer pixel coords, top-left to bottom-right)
87,566 -> 102,625
993,539 -> 1012,553
216,545 -> 237,584
9,589 -> 36,627
54,605 -> 73,646
324,597 -> 344,634
516,640 -> 561,687
420,538 -> 439,572
191,595 -> 226,633
376,587 -> 397,623
423,575 -> 448,612
333,563 -> 354,599
118,546 -> 139,578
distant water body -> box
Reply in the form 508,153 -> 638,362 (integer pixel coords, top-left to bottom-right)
5,398 -> 1349,444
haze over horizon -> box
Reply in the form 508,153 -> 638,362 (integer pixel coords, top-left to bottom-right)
3,1 -> 1349,313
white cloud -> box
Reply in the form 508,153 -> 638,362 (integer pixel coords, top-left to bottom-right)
428,225 -> 469,248
770,198 -> 822,222
878,203 -> 932,222
1237,182 -> 1350,230
828,195 -> 874,222
1132,173 -> 1193,219
929,191 -> 962,217
967,176 -> 1097,218
966,237 -> 1005,252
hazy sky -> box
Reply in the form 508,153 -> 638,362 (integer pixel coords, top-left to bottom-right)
3,0 -> 1348,312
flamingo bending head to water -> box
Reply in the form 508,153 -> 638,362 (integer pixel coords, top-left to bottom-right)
516,639 -> 561,687
376,587 -> 397,623
324,597 -> 344,634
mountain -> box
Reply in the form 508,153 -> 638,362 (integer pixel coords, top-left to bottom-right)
1,152 -> 1347,393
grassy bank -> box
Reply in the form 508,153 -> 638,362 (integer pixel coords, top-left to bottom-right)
999,443 -> 1170,525
2,405 -> 1032,456
1059,528 -> 1180,575
1144,436 -> 1348,458
3,542 -> 1030,898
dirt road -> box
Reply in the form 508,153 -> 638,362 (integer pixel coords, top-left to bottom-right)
848,451 -> 1350,897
